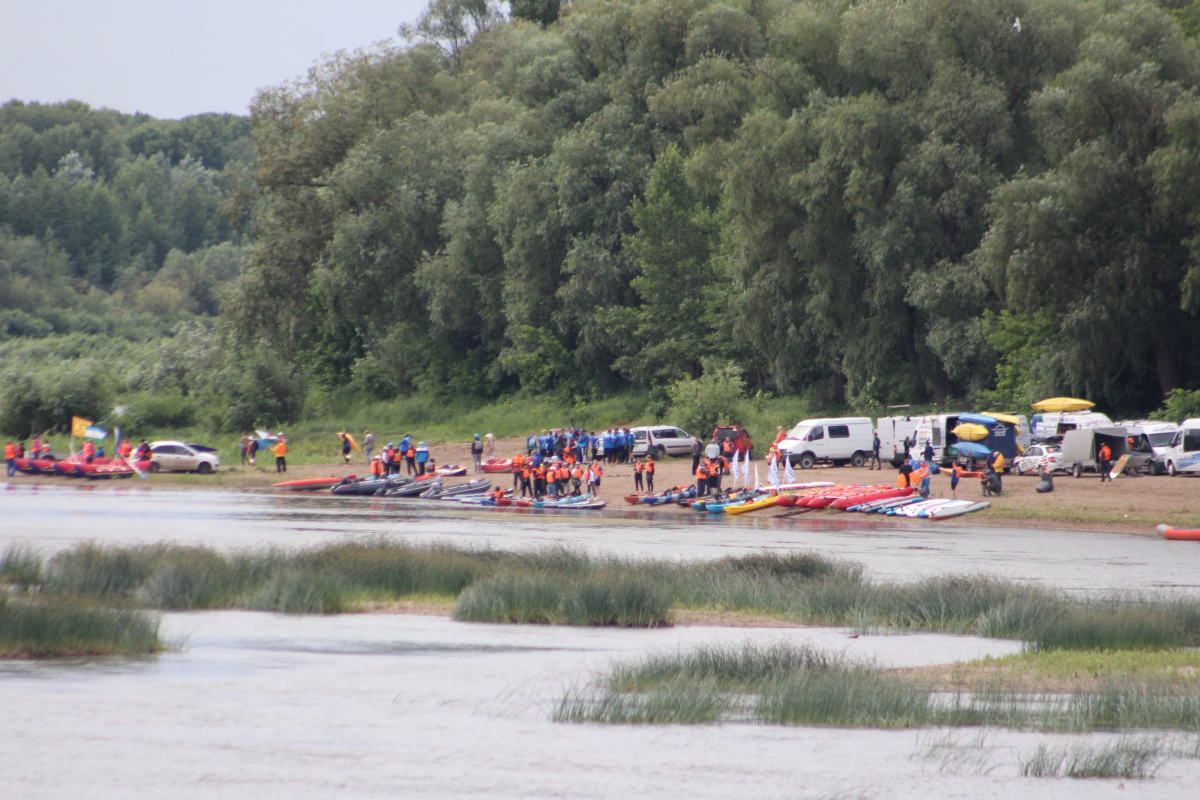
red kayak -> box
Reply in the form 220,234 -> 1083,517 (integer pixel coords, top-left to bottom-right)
481,458 -> 513,473
274,477 -> 346,491
81,463 -> 137,479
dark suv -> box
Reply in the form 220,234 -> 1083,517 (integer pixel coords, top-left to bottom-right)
713,425 -> 753,459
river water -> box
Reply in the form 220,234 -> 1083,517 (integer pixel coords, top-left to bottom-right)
3,485 -> 1200,798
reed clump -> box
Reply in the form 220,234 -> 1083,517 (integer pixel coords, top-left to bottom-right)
558,642 -> 1200,732
1019,737 -> 1167,778
454,572 -> 670,626
0,594 -> 160,657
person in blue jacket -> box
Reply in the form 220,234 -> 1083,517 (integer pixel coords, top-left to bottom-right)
526,432 -> 537,456
415,441 -> 430,475
601,429 -> 614,464
577,431 -> 590,464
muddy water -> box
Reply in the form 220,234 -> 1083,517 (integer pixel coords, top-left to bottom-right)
4,484 -> 1200,798
4,484 -> 1200,592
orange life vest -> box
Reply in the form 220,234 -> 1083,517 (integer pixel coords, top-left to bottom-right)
371,459 -> 383,477
696,464 -> 708,479
4,443 -> 14,459
634,461 -> 644,473
276,442 -> 288,456
513,453 -> 525,468
572,467 -> 584,480
645,460 -> 655,474
406,446 -> 415,457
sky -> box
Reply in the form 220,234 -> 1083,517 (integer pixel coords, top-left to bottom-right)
1,0 -> 431,119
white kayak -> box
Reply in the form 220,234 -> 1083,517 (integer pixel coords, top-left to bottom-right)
922,501 -> 990,520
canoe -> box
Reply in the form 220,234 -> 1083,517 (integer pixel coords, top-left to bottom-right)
830,487 -> 913,511
274,477 -> 345,491
639,486 -> 696,505
865,497 -> 925,514
481,458 -> 513,473
1156,525 -> 1200,541
626,485 -> 691,505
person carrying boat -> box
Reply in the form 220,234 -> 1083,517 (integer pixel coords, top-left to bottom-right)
340,433 -> 352,465
275,435 -> 288,473
415,442 -> 429,475
633,458 -> 644,492
645,458 -> 655,493
471,434 -> 484,473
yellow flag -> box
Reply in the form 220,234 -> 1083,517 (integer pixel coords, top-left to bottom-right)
71,416 -> 93,438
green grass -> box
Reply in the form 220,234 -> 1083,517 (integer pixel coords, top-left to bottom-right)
960,649 -> 1200,684
1019,738 -> 1167,778
453,572 -> 670,626
558,642 -> 1200,732
0,594 -> 161,657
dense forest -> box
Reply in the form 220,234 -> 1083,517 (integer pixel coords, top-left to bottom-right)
4,0 -> 1200,437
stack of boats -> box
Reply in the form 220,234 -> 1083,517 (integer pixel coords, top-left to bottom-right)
12,453 -> 147,479
314,473 -> 607,511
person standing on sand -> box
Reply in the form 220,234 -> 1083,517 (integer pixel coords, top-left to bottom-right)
471,434 -> 484,473
363,430 -> 374,465
485,433 -> 495,459
275,435 -> 288,473
870,431 -> 881,470
239,433 -> 250,466
415,442 -> 429,476
1098,442 -> 1112,482
5,441 -> 15,477
691,437 -> 702,475
950,463 -> 960,499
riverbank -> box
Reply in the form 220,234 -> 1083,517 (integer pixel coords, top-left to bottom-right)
8,434 -> 1199,535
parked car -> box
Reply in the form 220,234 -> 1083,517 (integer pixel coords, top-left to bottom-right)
778,417 -> 874,469
148,440 -> 221,474
1012,444 -> 1063,475
1116,420 -> 1180,475
1162,419 -> 1200,476
630,426 -> 695,460
712,425 -> 753,459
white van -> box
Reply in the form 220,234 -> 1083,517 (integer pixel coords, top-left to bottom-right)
910,414 -> 957,465
1029,411 -> 1112,442
779,417 -> 874,469
875,416 -> 921,467
1117,420 -> 1180,474
1162,419 -> 1200,476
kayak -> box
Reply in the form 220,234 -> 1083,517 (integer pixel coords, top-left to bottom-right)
887,499 -> 957,517
705,493 -> 768,513
922,501 -> 990,520
641,486 -> 697,505
274,477 -> 346,491
690,489 -> 754,511
421,478 -> 490,499
723,493 -> 781,515
626,485 -> 692,505
864,497 -> 925,514
829,487 -> 913,511
1156,525 -> 1200,541
481,458 -> 513,473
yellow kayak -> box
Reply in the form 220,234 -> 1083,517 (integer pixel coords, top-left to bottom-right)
723,493 -> 780,515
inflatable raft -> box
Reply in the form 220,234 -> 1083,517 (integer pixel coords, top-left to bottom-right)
1156,525 -> 1200,541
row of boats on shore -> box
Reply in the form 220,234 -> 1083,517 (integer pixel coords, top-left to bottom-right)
9,453 -> 149,478
277,475 -> 991,519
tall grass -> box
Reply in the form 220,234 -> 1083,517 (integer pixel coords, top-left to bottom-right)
558,643 -> 1200,732
1020,738 -> 1167,778
0,594 -> 160,657
11,539 -> 1200,645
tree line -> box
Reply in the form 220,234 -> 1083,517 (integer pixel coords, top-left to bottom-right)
233,0 -> 1200,417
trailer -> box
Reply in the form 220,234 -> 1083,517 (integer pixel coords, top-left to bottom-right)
1060,427 -> 1130,478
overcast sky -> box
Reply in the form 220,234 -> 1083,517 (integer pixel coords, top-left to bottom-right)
1,0 -> 431,119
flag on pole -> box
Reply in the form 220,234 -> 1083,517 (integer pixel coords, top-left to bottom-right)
784,456 -> 796,484
731,450 -> 740,484
767,455 -> 779,489
84,425 -> 107,441
754,465 -> 761,491
71,416 -> 93,438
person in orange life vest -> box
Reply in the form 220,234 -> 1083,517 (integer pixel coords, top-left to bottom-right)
5,441 -> 15,477
633,458 -> 644,492
774,426 -> 786,447
31,435 -> 42,459
706,457 -> 722,494
571,464 -> 584,495
136,440 -> 151,460
644,458 -> 655,493
520,460 -> 533,498
695,461 -> 709,497
119,439 -> 133,458
558,464 -> 570,494
721,438 -> 732,459
491,485 -> 506,503
587,463 -> 603,497
275,436 -> 288,473
512,452 -> 525,491
1098,442 -> 1113,482
82,439 -> 96,463
370,455 -> 384,478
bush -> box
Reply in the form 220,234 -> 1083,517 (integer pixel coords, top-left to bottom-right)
666,359 -> 745,436
1152,388 -> 1200,422
117,390 -> 198,431
0,594 -> 160,657
0,358 -> 111,436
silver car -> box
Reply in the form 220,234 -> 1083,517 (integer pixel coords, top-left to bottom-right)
148,440 -> 221,474
630,426 -> 695,459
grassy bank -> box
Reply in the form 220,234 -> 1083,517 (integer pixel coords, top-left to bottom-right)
557,642 -> 1200,733
8,539 -> 1200,647
0,595 -> 161,658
